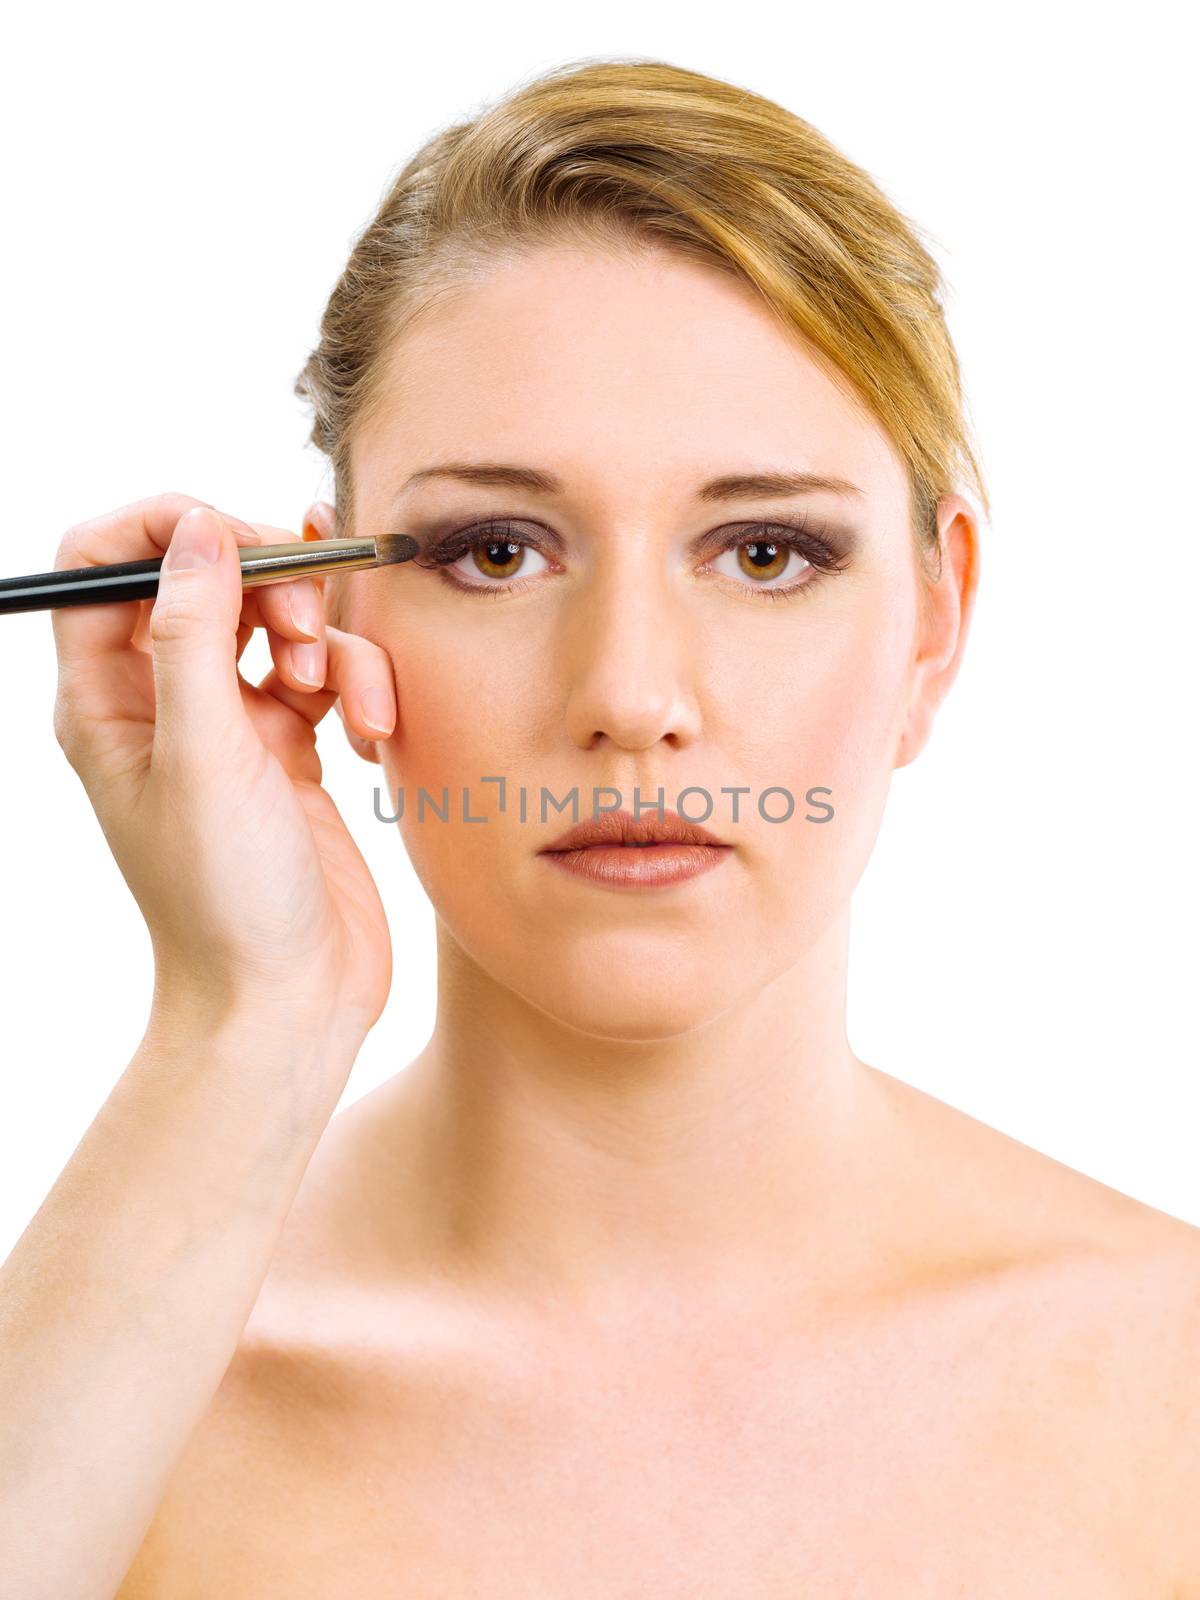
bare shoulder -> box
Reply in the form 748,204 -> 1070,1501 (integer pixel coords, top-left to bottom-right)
1072,1206 -> 1200,1594
871,1063 -> 1200,1585
1097,1203 -> 1200,1592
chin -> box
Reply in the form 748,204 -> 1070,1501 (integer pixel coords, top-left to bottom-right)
531,984 -> 739,1045
504,932 -> 751,1043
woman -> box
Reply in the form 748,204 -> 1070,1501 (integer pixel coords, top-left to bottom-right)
3,56 -> 1198,1596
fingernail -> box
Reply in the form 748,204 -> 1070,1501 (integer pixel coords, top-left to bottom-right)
288,583 -> 321,641
163,506 -> 221,571
293,642 -> 324,686
361,686 -> 393,733
213,509 -> 260,546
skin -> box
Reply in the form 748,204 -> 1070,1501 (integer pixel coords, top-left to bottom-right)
118,243 -> 1200,1594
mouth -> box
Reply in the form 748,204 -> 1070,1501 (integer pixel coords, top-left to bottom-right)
539,807 -> 729,853
537,808 -> 732,890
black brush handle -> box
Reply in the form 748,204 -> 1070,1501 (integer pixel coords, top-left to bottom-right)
0,537 -> 408,616
0,555 -> 168,613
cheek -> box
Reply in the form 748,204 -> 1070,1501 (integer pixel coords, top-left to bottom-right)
704,598 -> 915,938
373,626 -> 548,901
384,628 -> 542,779
709,598 -> 913,803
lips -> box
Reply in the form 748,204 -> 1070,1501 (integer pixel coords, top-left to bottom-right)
539,807 -> 729,853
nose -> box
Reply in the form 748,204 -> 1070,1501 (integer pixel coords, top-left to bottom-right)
560,551 -> 703,752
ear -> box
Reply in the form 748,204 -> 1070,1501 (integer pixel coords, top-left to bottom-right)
894,493 -> 981,769
300,499 -> 382,767
301,499 -> 335,543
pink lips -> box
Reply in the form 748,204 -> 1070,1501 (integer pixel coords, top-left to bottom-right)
537,807 -> 733,889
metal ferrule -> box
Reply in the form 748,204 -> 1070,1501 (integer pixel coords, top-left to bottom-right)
237,537 -> 382,587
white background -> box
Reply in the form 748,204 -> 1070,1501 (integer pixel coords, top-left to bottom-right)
2,1 -> 1195,1258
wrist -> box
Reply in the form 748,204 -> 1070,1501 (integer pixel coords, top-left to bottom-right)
148,973 -> 371,1058
139,994 -> 367,1135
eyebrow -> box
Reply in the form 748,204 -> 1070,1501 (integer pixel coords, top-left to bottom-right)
398,462 -> 865,502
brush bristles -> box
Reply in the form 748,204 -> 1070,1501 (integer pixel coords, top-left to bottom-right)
373,533 -> 421,565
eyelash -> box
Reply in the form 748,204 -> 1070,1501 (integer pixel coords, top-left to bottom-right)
410,514 -> 853,602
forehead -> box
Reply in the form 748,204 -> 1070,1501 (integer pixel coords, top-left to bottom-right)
353,244 -> 906,509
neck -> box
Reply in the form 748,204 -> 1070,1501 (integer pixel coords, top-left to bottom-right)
373,904 -> 898,1316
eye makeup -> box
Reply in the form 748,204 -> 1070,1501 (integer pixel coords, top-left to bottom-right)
405,509 -> 857,602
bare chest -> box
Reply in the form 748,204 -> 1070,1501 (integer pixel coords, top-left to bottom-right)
135,1311 -> 1168,1597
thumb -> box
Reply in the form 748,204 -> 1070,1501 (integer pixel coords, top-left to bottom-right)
149,504 -> 247,770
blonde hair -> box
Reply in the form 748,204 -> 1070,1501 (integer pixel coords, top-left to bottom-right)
294,56 -> 988,589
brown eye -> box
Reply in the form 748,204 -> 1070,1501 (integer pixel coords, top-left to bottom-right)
444,535 -> 551,590
711,534 -> 814,592
735,539 -> 791,582
470,538 -> 527,580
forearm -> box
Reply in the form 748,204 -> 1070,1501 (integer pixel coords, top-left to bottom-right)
0,1001 -> 362,1600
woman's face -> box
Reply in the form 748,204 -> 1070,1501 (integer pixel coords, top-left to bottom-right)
340,241 -> 960,1040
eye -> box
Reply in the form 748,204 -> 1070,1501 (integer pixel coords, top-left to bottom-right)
704,522 -> 852,599
449,534 -> 550,588
709,535 -> 811,592
413,520 -> 554,594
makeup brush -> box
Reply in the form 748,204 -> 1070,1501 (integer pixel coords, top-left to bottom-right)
0,534 -> 422,615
